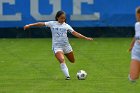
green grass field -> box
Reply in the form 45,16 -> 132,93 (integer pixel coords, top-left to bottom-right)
0,38 -> 140,93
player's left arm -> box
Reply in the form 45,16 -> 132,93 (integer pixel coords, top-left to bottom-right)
71,31 -> 93,41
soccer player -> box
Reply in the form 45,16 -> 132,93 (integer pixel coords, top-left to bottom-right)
24,11 -> 93,80
128,7 -> 140,82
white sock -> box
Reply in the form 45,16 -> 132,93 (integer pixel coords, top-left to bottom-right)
128,74 -> 136,82
60,63 -> 70,77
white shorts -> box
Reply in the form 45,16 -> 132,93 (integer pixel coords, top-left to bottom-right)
131,41 -> 140,61
52,45 -> 73,54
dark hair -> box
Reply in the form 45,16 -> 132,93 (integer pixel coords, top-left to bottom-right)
55,11 -> 66,21
136,7 -> 140,14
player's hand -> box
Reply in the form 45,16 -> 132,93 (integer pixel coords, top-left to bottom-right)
24,25 -> 30,30
85,37 -> 93,41
128,47 -> 132,52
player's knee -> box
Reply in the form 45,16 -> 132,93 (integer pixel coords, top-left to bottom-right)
58,58 -> 65,63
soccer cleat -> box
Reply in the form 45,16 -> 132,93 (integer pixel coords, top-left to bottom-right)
65,77 -> 70,80
128,75 -> 136,83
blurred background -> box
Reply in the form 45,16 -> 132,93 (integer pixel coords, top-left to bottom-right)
0,0 -> 139,38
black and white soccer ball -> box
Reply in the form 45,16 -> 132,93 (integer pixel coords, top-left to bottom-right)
76,70 -> 87,80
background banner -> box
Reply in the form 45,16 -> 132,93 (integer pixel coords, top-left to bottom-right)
0,0 -> 139,27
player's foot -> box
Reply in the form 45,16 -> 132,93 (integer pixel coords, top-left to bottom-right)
65,77 -> 70,80
128,74 -> 136,83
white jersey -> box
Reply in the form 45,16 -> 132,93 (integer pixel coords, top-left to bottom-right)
45,21 -> 74,47
135,22 -> 140,39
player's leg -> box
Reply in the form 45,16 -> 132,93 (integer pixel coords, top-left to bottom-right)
55,51 -> 65,63
65,51 -> 75,63
129,59 -> 140,81
129,41 -> 140,82
64,45 -> 75,63
55,51 -> 70,80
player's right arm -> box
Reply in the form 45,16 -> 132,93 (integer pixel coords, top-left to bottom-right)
24,22 -> 46,30
128,37 -> 135,52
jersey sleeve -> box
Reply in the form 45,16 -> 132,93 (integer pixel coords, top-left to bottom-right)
45,21 -> 54,27
66,24 -> 74,33
135,22 -> 140,38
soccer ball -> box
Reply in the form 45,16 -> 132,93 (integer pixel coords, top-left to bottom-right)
76,70 -> 87,80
